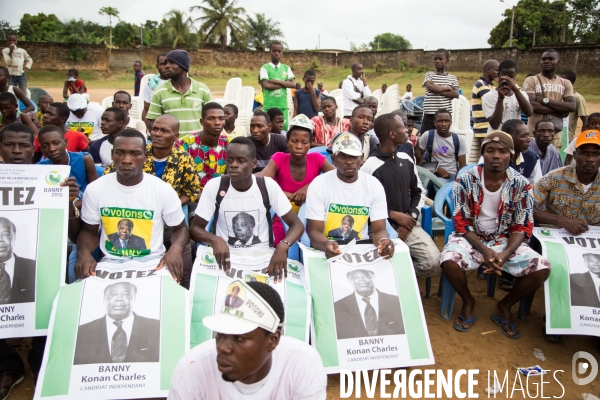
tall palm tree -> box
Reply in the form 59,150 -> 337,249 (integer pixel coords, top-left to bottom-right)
98,7 -> 119,50
155,10 -> 199,49
246,13 -> 285,51
190,0 -> 247,51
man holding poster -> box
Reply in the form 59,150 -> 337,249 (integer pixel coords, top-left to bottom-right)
305,134 -> 394,258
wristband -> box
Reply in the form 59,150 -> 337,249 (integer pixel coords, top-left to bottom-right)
70,201 -> 80,219
378,237 -> 390,243
280,240 -> 293,249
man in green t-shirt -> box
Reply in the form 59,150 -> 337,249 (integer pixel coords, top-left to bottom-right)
259,41 -> 296,130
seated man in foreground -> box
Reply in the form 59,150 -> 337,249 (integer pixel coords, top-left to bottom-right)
440,131 -> 550,338
190,137 -> 304,282
168,280 -> 326,399
306,134 -> 394,259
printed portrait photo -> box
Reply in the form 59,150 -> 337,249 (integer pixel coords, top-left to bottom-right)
327,215 -> 361,242
330,264 -> 405,340
0,210 -> 39,305
225,210 -> 261,247
223,283 -> 246,309
569,250 -> 600,308
73,278 -> 161,365
107,218 -> 148,251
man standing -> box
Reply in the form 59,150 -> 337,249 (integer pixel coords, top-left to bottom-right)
76,129 -> 189,283
558,71 -> 588,142
421,49 -> 459,133
523,49 -> 576,150
2,35 -> 32,92
175,103 -> 228,192
142,53 -> 168,132
529,119 -> 563,175
362,113 -> 440,278
147,50 -> 212,138
306,134 -> 395,258
260,41 -> 296,131
482,60 -> 532,133
133,61 -> 144,97
471,59 -> 499,137
65,93 -> 104,141
342,63 -> 371,119
440,131 -> 550,337
112,90 -> 147,135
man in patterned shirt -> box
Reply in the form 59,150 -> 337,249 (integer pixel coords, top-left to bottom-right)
176,102 -> 228,192
104,115 -> 199,288
440,131 -> 550,338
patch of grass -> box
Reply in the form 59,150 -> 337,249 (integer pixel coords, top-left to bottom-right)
26,66 -> 600,102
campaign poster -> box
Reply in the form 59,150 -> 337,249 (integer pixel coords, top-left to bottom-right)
534,227 -> 600,337
189,247 -> 311,348
0,164 -> 69,338
34,274 -> 189,400
301,240 -> 435,374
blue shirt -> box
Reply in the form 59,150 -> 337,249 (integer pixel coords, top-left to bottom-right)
38,151 -> 89,199
295,89 -> 321,119
154,159 -> 168,179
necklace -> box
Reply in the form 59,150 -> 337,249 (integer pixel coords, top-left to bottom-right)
324,116 -> 338,127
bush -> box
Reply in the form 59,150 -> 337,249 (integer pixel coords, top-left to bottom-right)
397,60 -> 411,72
416,65 -> 428,73
374,61 -> 386,73
69,47 -> 88,62
310,56 -> 320,71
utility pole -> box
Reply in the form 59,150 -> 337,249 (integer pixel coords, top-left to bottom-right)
509,5 -> 515,47
140,25 -> 143,50
318,34 -> 320,49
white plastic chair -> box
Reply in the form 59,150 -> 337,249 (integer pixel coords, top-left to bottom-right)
130,96 -> 143,120
239,87 -> 255,114
101,96 -> 113,110
371,88 -> 384,115
450,95 -> 477,164
381,84 -> 400,114
333,94 -> 344,120
139,73 -> 155,103
328,89 -> 342,98
287,88 -> 294,122
212,77 -> 242,106
26,89 -> 31,99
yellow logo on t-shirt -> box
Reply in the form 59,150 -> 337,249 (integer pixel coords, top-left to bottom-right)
67,121 -> 94,139
324,203 -> 369,241
100,207 -> 154,257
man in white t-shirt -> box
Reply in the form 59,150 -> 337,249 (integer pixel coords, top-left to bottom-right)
142,53 -> 169,133
306,134 -> 395,259
402,84 -> 412,100
168,279 -> 326,400
482,60 -> 533,133
191,136 -> 304,282
66,93 -> 104,141
342,63 -> 371,118
76,129 -> 189,282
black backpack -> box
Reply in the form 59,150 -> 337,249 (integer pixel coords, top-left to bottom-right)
423,129 -> 460,162
211,175 -> 274,247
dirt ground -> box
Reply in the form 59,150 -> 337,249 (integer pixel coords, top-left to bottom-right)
6,89 -> 600,399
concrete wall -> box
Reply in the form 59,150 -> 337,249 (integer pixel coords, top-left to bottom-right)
16,42 -> 600,76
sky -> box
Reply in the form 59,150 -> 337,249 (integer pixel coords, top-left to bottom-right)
4,0 -> 514,51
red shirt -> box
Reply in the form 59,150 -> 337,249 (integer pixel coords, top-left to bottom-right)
35,130 -> 89,153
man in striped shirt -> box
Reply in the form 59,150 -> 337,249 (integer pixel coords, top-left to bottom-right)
421,49 -> 459,133
471,59 -> 498,137
147,50 -> 212,138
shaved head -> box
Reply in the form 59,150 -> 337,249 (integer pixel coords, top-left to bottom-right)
155,114 -> 180,133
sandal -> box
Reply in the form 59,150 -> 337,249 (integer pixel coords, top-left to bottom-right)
454,315 -> 478,332
491,315 -> 520,339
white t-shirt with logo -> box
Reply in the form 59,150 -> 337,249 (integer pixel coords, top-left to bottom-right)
66,102 -> 105,141
81,173 -> 184,259
482,89 -> 531,133
167,336 -> 327,400
305,170 -> 388,241
197,176 -> 292,250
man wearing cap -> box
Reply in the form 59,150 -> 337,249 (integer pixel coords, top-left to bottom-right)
65,93 -> 105,141
147,49 -> 212,138
168,280 -> 326,399
306,134 -> 395,258
440,131 -> 550,338
534,130 -> 600,235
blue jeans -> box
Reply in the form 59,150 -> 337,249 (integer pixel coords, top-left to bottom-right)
9,74 -> 27,92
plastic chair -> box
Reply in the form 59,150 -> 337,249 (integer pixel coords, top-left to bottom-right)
457,164 -> 477,178
307,146 -> 333,164
416,166 -> 445,198
28,87 -> 49,105
412,96 -> 425,109
328,89 -> 342,98
139,73 -> 155,103
130,96 -> 143,120
381,84 -> 400,114
101,96 -> 113,110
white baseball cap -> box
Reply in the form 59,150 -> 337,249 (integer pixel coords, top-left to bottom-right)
331,133 -> 363,157
288,114 -> 314,133
67,93 -> 88,111
202,279 -> 281,335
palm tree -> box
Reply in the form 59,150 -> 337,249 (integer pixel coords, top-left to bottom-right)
190,0 -> 247,51
99,7 -> 119,50
246,13 -> 285,51
155,10 -> 199,49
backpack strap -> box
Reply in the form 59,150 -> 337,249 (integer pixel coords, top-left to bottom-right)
211,175 -> 231,235
451,132 -> 460,161
425,129 -> 436,160
255,176 -> 274,248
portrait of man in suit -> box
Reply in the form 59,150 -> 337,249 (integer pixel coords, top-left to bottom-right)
74,282 -> 160,365
327,215 -> 361,241
333,269 -> 404,339
570,253 -> 600,308
224,285 -> 244,309
0,217 -> 35,304
107,219 -> 147,251
227,212 -> 261,246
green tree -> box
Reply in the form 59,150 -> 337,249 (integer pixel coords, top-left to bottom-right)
155,10 -> 199,49
190,0 -> 247,51
99,6 -> 120,50
245,13 -> 285,51
113,21 -> 139,48
368,33 -> 412,51
18,13 -> 62,42
568,0 -> 600,42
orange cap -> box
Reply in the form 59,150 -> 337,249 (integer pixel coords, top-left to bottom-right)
576,130 -> 600,149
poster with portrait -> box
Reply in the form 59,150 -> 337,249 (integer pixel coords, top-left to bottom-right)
189,247 -> 311,348
0,164 -> 69,338
534,227 -> 600,337
101,207 -> 154,258
323,204 -> 369,241
301,240 -> 435,374
34,275 -> 189,400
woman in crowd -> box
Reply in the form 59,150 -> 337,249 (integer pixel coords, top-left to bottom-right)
258,114 -> 334,213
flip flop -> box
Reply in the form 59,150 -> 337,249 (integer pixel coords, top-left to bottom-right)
491,315 -> 520,339
454,315 -> 478,332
